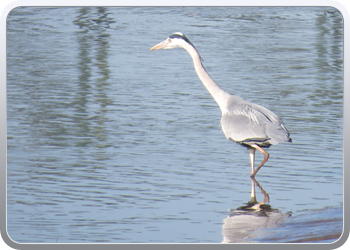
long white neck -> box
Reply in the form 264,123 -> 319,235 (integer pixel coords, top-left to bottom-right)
182,43 -> 231,113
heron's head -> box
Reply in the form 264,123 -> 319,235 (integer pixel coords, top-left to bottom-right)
150,32 -> 194,50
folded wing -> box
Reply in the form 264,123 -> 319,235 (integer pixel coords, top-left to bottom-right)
220,96 -> 291,146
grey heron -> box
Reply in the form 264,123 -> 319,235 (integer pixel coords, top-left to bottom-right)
150,32 -> 292,183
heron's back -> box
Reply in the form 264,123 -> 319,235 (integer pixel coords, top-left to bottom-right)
220,95 -> 291,147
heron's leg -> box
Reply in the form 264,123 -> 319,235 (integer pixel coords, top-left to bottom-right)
250,144 -> 269,178
251,177 -> 270,203
249,148 -> 256,175
249,148 -> 257,203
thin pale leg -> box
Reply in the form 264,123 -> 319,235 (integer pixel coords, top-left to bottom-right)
249,148 -> 257,203
251,177 -> 270,203
250,144 -> 269,178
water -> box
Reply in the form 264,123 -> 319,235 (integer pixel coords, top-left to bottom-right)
6,7 -> 343,243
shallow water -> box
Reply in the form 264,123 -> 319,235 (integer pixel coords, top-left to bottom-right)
7,6 -> 343,243
249,206 -> 343,243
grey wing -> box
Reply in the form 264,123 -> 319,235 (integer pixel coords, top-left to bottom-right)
221,98 -> 291,145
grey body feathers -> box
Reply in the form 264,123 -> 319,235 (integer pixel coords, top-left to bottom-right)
220,95 -> 291,148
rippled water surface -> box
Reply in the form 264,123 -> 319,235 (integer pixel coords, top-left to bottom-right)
7,6 -> 343,243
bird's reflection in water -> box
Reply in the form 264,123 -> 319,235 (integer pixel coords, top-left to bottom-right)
222,178 -> 290,243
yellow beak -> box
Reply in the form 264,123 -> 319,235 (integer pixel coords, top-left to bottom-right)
150,40 -> 169,50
